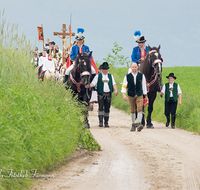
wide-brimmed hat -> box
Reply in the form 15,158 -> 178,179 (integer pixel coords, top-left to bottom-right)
166,73 -> 176,79
134,30 -> 146,43
75,28 -> 85,40
101,62 -> 109,70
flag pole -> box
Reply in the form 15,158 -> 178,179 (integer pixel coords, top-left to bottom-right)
69,13 -> 72,48
41,21 -> 44,51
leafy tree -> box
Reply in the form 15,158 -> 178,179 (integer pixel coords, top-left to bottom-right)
103,41 -> 131,67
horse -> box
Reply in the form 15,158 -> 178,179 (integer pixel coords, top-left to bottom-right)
43,70 -> 56,81
140,45 -> 163,128
66,51 -> 93,128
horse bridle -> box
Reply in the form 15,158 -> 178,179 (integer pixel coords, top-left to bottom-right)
146,50 -> 163,93
70,59 -> 91,98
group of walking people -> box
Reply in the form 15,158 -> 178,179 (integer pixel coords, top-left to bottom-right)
32,28 -> 182,132
90,31 -> 182,131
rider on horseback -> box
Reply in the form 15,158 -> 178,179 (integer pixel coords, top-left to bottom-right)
131,31 -> 149,67
64,28 -> 97,83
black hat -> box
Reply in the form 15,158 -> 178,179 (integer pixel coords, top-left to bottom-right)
166,73 -> 176,79
101,62 -> 109,70
98,64 -> 103,70
136,36 -> 146,43
51,41 -> 55,45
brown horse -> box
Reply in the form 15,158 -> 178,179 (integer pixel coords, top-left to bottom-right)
140,45 -> 163,128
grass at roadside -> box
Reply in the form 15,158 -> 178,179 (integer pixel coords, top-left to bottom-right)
109,65 -> 200,134
0,12 -> 100,190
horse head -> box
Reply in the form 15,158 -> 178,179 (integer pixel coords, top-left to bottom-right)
148,45 -> 162,76
147,45 -> 163,92
73,51 -> 92,85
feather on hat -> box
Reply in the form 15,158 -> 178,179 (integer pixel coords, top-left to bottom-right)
134,31 -> 141,41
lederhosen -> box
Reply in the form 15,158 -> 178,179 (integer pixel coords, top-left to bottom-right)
126,72 -> 143,113
165,83 -> 178,116
97,73 -> 113,117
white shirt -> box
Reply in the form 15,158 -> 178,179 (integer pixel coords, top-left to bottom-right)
161,82 -> 182,97
42,59 -> 55,72
92,73 -> 116,92
39,56 -> 47,67
121,72 -> 147,95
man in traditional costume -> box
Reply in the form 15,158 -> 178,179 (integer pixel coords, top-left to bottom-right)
160,73 -> 182,129
86,62 -> 118,128
122,62 -> 148,132
63,28 -> 98,83
131,31 -> 149,67
46,41 -> 58,57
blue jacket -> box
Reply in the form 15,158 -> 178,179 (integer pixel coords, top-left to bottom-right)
70,44 -> 90,61
131,46 -> 149,63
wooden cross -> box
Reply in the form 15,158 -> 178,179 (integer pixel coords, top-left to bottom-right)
53,24 -> 75,65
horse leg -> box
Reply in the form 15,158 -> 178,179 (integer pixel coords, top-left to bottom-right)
142,105 -> 145,126
146,92 -> 157,128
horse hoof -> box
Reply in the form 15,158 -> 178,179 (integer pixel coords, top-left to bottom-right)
147,125 -> 154,129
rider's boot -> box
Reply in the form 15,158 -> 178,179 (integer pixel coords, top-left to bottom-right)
166,115 -> 170,127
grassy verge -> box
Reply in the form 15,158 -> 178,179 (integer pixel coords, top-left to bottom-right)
109,65 -> 200,134
0,11 -> 100,190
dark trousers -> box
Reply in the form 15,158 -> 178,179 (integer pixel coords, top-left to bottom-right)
98,92 -> 111,117
165,98 -> 177,116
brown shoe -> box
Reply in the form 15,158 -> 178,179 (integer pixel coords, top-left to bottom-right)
137,123 -> 143,132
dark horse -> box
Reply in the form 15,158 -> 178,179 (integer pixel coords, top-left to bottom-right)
67,51 -> 93,128
140,45 -> 163,128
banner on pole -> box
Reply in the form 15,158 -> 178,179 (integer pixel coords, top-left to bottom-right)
37,26 -> 44,42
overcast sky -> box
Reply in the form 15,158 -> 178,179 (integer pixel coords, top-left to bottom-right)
2,0 -> 200,67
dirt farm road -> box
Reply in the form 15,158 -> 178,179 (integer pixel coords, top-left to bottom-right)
32,104 -> 200,190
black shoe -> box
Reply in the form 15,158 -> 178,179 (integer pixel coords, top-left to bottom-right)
104,116 -> 109,128
130,124 -> 136,131
166,116 -> 170,127
137,123 -> 144,132
105,124 -> 109,128
99,115 -> 103,127
171,115 -> 176,129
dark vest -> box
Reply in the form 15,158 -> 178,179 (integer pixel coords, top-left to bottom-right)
127,72 -> 143,97
165,82 -> 178,102
97,73 -> 114,94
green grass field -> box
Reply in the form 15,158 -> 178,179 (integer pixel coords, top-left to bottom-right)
109,66 -> 200,134
0,14 -> 100,190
